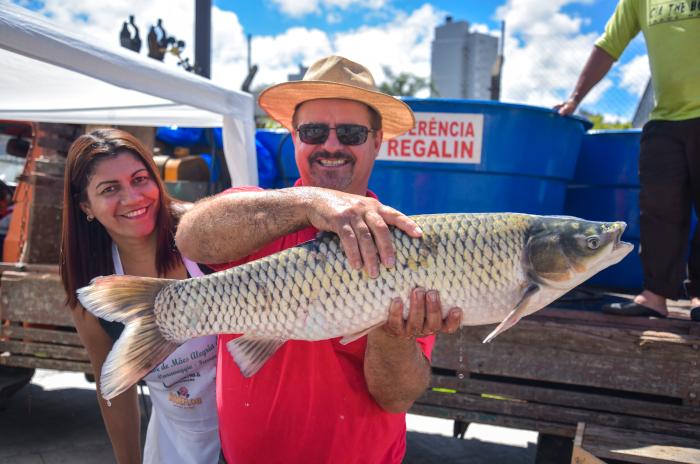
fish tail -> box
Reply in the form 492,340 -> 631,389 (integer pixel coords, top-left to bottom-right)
77,275 -> 179,400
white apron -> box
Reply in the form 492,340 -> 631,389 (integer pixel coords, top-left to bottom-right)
112,244 -> 220,464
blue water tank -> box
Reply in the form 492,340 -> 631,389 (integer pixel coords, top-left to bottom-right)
368,99 -> 591,215
564,129 -> 642,291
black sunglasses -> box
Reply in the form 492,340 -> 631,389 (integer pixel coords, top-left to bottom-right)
296,123 -> 376,146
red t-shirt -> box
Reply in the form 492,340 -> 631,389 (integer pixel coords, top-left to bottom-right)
213,183 -> 435,464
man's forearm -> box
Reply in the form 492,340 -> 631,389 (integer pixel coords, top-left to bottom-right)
364,330 -> 431,413
568,46 -> 616,105
176,188 -> 313,263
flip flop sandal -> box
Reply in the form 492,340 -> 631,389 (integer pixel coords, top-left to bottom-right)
602,302 -> 667,318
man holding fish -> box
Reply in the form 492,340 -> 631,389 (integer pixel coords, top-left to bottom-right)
176,55 -> 463,463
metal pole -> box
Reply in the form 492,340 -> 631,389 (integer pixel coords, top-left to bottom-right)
489,20 -> 506,101
194,0 -> 211,78
247,33 -> 252,72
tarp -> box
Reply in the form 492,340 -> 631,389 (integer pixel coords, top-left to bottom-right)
0,2 -> 258,185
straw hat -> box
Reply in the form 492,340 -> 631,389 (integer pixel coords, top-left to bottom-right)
258,55 -> 415,140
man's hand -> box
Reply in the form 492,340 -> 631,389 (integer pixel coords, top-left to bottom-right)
554,97 -> 579,116
304,188 -> 423,278
382,288 -> 462,338
364,288 -> 462,413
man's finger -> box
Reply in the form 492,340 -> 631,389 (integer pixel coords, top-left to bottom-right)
379,206 -> 422,238
351,217 -> 380,278
442,308 -> 463,334
364,210 -> 396,268
383,298 -> 404,337
336,223 -> 363,271
424,290 -> 442,334
406,288 -> 426,337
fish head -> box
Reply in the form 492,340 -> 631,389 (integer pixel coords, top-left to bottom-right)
525,216 -> 633,289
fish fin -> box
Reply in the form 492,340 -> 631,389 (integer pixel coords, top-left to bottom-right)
226,336 -> 286,377
483,283 -> 540,344
339,322 -> 384,345
77,275 -> 179,400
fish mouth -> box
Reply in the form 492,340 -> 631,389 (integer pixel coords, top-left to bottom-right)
610,222 -> 633,263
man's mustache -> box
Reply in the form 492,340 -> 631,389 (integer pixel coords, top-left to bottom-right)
309,150 -> 356,164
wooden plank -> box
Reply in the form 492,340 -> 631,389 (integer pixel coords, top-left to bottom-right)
432,323 -> 698,399
571,447 -> 606,464
1,325 -> 82,346
535,307 -> 693,329
409,402 -> 574,437
0,354 -> 92,373
441,339 -> 692,399
427,376 -> 700,425
36,122 -> 81,138
0,271 -> 72,325
572,423 -> 607,464
36,135 -> 73,153
416,390 -> 700,440
434,321 -> 700,367
0,340 -> 89,361
581,424 -> 700,464
0,263 -> 59,273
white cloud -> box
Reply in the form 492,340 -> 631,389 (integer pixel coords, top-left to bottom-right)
332,4 -> 442,84
246,4 -> 442,87
269,0 -> 388,19
495,0 -> 607,108
601,112 -> 630,124
250,27 -> 333,86
14,0 -> 198,71
617,54 -> 650,97
14,1 -> 438,93
469,22 -> 499,36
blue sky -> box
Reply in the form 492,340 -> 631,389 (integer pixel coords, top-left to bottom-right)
224,1 -> 617,36
14,0 -> 648,121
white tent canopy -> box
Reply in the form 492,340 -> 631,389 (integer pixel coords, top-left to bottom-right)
0,2 -> 257,185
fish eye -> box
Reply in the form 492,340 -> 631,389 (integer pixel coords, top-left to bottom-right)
586,236 -> 600,249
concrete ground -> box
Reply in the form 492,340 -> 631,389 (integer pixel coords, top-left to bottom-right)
0,369 -> 537,463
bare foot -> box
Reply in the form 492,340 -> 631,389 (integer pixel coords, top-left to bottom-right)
633,290 -> 668,316
691,297 -> 700,309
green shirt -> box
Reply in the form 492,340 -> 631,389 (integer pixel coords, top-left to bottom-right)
595,0 -> 700,121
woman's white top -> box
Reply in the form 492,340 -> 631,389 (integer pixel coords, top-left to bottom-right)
112,243 -> 220,463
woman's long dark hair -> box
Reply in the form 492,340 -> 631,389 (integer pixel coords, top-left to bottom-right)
60,128 -> 181,309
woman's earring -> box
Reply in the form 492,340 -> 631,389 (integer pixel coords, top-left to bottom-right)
87,214 -> 94,222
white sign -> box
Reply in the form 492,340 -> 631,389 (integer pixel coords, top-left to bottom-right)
378,112 -> 484,164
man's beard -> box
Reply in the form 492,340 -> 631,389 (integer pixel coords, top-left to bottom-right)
307,150 -> 355,191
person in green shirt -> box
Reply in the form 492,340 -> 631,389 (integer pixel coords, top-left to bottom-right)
556,0 -> 700,321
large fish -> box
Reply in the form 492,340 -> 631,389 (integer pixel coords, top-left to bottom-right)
78,213 -> 632,400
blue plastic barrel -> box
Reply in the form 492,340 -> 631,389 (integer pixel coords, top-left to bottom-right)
368,99 -> 591,215
564,130 -> 642,290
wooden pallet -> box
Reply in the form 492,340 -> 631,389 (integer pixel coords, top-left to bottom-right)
0,266 -> 91,373
410,293 -> 700,463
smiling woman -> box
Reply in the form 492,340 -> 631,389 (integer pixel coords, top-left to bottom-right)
59,128 -> 220,464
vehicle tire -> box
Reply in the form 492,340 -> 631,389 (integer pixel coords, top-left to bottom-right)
0,366 -> 35,405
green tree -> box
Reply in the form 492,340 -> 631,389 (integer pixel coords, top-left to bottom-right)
579,110 -> 633,130
378,66 -> 436,97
